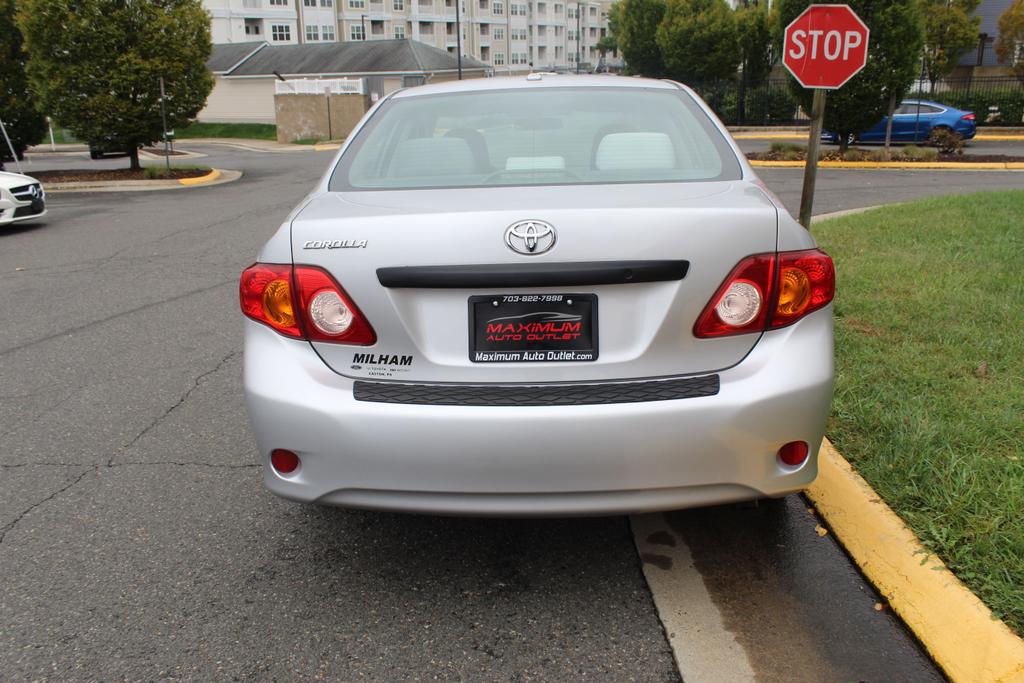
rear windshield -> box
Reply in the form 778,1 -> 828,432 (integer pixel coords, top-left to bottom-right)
329,86 -> 741,191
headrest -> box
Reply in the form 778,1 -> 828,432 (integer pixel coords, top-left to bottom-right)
594,132 -> 676,171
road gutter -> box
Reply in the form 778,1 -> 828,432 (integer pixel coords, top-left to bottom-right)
809,440 -> 1024,682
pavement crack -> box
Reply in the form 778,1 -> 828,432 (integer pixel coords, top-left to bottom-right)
0,466 -> 95,545
109,350 -> 241,466
0,280 -> 234,358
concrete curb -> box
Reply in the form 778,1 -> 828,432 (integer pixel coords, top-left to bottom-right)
751,159 -> 1024,170
808,440 -> 1024,682
44,169 -> 241,193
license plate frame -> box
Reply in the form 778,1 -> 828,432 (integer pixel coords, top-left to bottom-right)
468,293 -> 598,363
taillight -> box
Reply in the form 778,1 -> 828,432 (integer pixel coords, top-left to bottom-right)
240,263 -> 376,345
693,249 -> 834,338
961,113 -> 975,121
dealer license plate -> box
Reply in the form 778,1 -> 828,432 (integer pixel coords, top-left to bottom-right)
469,294 -> 598,363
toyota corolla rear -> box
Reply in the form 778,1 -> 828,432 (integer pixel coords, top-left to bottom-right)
241,76 -> 834,516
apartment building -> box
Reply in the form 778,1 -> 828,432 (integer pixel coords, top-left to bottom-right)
204,0 -> 615,71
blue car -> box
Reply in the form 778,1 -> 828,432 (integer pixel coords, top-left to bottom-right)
823,99 -> 976,144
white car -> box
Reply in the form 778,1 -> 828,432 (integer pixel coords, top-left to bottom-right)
0,171 -> 47,227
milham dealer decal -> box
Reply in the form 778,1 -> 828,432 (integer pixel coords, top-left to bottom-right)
351,353 -> 413,378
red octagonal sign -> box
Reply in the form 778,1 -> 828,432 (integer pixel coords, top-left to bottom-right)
783,4 -> 870,89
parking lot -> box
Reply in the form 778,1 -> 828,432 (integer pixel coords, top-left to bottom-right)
2,141 -> 1022,680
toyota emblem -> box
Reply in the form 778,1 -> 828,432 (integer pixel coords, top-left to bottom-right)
504,220 -> 556,255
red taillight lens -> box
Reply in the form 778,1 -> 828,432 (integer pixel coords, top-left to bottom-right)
770,250 -> 835,328
292,266 -> 376,345
240,263 -> 302,338
694,249 -> 834,338
693,254 -> 774,337
961,113 -> 975,121
240,263 -> 376,345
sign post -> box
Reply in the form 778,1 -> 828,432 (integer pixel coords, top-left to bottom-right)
782,4 -> 870,229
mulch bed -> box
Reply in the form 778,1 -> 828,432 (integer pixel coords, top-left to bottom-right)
748,151 -> 1024,163
29,168 -> 210,183
142,147 -> 190,156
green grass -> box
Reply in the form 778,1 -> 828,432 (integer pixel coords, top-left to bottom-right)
814,191 -> 1024,634
291,138 -> 322,145
175,122 -> 277,140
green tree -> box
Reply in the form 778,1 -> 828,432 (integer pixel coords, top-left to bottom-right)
656,0 -> 740,83
598,1 -> 622,55
919,0 -> 981,90
0,0 -> 46,160
617,0 -> 668,76
19,0 -> 214,170
736,2 -> 773,88
778,0 -> 924,152
996,0 -> 1024,83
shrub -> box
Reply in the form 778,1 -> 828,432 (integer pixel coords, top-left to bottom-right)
928,127 -> 965,154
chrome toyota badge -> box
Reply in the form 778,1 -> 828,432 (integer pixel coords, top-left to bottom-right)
504,220 -> 556,255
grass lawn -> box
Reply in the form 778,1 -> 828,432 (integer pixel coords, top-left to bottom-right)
175,122 -> 277,140
814,191 -> 1024,634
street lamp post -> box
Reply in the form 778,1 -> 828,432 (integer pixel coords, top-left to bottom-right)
361,14 -> 367,39
455,0 -> 463,79
576,2 -> 581,74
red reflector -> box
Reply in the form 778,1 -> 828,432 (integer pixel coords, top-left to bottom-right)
778,441 -> 809,467
270,449 -> 300,474
961,113 -> 975,121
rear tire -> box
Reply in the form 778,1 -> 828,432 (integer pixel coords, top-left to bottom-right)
89,150 -> 101,160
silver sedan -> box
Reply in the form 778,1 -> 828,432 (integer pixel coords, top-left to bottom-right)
240,75 -> 834,515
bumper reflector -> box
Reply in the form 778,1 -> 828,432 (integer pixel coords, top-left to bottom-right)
270,449 -> 300,474
778,441 -> 810,467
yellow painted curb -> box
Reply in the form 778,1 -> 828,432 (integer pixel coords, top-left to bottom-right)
178,168 -> 221,186
314,143 -> 342,151
975,135 -> 1024,141
807,439 -> 1024,683
732,133 -> 807,139
750,159 -> 1021,170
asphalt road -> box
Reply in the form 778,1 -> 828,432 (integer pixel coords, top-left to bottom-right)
2,142 -> 1020,680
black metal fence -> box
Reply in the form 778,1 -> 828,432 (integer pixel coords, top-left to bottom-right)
691,76 -> 1024,127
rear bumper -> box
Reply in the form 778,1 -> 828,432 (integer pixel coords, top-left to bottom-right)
243,308 -> 834,516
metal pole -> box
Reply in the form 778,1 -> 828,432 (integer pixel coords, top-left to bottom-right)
47,117 -> 56,152
361,14 -> 366,39
159,77 -> 171,173
456,0 -> 463,79
576,3 -> 581,73
0,118 -> 23,174
798,89 -> 826,230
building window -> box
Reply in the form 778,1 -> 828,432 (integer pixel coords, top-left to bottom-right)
419,21 -> 433,33
271,24 -> 291,41
322,24 -> 336,39
393,0 -> 404,8
494,52 -> 505,64
349,0 -> 365,7
304,0 -> 315,5
321,0 -> 332,5
492,0 -> 503,12
350,24 -> 365,39
269,0 -> 287,5
305,24 -> 319,40
554,2 -> 561,12
244,20 -> 262,35
493,27 -> 503,39
589,5 -> 596,15
394,24 -> 406,38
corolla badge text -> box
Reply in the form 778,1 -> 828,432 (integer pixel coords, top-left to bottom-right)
303,239 -> 367,249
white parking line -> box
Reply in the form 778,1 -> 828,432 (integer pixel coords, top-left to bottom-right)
631,513 -> 757,681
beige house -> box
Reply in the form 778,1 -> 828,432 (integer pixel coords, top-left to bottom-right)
197,39 -> 490,124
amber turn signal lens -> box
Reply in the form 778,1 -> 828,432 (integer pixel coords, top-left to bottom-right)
261,279 -> 296,328
776,267 -> 812,318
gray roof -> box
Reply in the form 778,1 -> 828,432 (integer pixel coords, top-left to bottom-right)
207,42 -> 268,73
218,39 -> 488,77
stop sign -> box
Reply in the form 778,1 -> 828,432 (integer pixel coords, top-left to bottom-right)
783,4 -> 870,89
